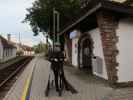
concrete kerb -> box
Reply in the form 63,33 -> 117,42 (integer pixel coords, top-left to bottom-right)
3,57 -> 37,100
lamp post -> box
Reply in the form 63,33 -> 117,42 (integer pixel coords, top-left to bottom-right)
53,8 -> 60,50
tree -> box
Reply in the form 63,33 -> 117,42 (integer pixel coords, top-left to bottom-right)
124,0 -> 133,5
33,42 -> 48,54
24,0 -> 81,36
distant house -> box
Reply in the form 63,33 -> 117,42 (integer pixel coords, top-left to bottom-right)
0,35 -> 17,63
21,45 -> 34,56
61,0 -> 133,85
12,43 -> 34,56
6,34 -> 35,56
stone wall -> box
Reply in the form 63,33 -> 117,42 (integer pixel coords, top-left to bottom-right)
96,11 -> 119,85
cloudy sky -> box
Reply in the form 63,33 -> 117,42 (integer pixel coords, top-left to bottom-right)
0,0 -> 45,46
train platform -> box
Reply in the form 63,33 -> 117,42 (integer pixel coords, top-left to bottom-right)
3,55 -> 114,100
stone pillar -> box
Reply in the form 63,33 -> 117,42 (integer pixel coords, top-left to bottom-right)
96,11 -> 119,85
64,34 -> 72,64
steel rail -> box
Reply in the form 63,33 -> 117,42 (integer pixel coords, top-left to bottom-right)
0,57 -> 32,88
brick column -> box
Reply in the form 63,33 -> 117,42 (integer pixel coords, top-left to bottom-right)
96,11 -> 119,85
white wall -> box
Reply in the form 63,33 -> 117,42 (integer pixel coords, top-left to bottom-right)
0,40 -> 3,62
64,43 -> 69,62
2,48 -> 17,62
71,28 -> 108,79
89,28 -> 108,79
12,48 -> 17,58
117,18 -> 133,82
23,50 -> 34,56
72,38 -> 79,67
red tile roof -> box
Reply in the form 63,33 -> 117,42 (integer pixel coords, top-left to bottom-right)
21,45 -> 33,51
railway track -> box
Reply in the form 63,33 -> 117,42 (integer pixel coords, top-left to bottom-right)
0,56 -> 33,99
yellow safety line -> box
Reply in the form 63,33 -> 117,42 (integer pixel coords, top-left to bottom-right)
20,74 -> 31,100
20,60 -> 36,100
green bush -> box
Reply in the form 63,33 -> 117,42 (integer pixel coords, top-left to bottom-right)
16,51 -> 24,56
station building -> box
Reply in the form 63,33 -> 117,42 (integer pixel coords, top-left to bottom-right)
0,35 -> 17,63
61,0 -> 133,85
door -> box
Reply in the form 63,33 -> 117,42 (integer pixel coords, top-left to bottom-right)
82,39 -> 92,71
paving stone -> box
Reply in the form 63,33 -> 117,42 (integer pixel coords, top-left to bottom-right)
29,56 -> 113,100
4,55 -> 133,100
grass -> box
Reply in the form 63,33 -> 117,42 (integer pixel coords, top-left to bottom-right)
0,56 -> 26,69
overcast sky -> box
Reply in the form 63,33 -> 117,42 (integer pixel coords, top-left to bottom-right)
0,0 -> 45,46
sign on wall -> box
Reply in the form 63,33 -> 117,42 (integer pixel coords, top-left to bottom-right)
69,30 -> 80,39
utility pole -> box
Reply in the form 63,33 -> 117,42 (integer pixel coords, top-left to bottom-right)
57,10 -> 60,44
18,33 -> 21,51
53,8 -> 55,50
19,33 -> 21,44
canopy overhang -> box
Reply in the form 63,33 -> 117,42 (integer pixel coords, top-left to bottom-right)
59,0 -> 133,35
